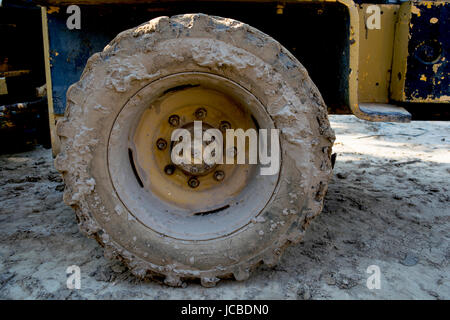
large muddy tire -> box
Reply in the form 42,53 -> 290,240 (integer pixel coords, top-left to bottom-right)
55,14 -> 335,287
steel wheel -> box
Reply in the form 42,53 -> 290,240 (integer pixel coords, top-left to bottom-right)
109,72 -> 278,241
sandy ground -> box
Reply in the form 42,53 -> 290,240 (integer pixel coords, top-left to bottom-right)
0,115 -> 448,300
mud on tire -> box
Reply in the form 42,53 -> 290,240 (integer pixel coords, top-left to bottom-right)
55,14 -> 335,287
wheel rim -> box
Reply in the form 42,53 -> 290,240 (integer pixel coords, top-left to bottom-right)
108,72 -> 280,241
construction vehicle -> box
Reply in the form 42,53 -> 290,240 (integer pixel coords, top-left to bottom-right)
2,0 -> 448,287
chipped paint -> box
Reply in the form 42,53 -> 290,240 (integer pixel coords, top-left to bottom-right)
411,5 -> 421,17
391,1 -> 449,103
432,63 -> 442,73
47,6 -> 60,14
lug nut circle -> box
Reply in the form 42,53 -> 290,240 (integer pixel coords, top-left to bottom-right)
156,138 -> 167,150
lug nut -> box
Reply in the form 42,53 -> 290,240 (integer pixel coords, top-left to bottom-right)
188,177 -> 199,188
168,115 -> 180,127
214,170 -> 225,181
219,121 -> 231,132
156,138 -> 167,150
195,108 -> 207,119
164,164 -> 175,175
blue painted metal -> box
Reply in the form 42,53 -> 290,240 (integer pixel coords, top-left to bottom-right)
404,2 -> 449,102
47,9 -> 110,115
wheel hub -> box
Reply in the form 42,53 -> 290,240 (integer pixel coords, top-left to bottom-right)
172,121 -> 218,176
107,72 -> 279,240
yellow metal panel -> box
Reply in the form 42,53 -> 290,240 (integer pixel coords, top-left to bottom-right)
41,6 -> 60,156
390,2 -> 411,101
0,78 -> 7,95
333,0 -> 361,120
391,1 -> 449,103
358,4 -> 399,103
